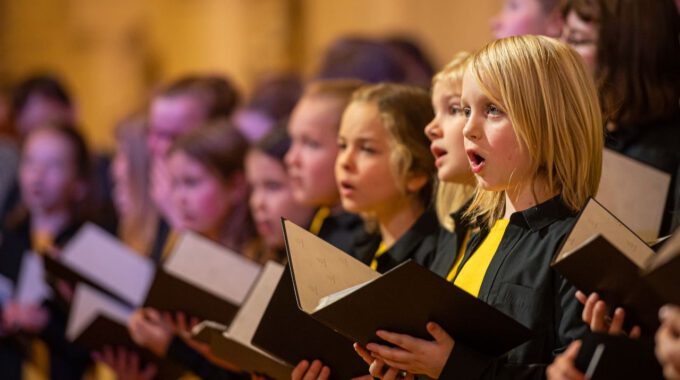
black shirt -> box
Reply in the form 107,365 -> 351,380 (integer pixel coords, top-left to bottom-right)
317,210 -> 365,255
353,208 -> 440,273
440,196 -> 587,380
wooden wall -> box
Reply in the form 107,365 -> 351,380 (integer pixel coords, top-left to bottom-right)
0,0 -> 500,150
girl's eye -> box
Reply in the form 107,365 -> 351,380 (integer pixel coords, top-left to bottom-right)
567,37 -> 595,46
302,136 -> 320,149
448,104 -> 463,115
360,144 -> 376,154
263,181 -> 283,191
337,141 -> 347,150
488,104 -> 502,116
183,177 -> 200,187
463,107 -> 471,118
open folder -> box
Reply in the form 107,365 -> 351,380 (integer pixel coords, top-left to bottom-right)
282,219 -> 531,357
66,283 -> 184,379
574,333 -> 663,380
144,232 -> 261,326
191,261 -> 292,380
597,148 -> 671,241
251,266 -> 368,380
42,223 -> 154,307
551,198 -> 680,331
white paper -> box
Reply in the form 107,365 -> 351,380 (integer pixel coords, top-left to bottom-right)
61,223 -> 154,306
15,251 -> 52,304
164,232 -> 261,306
66,283 -> 133,342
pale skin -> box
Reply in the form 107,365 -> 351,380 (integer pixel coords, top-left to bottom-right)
91,346 -> 158,380
125,308 -> 244,372
656,305 -> 680,380
360,68 -> 558,378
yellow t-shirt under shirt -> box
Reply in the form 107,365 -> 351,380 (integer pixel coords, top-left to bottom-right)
369,241 -> 388,271
454,219 -> 509,297
308,207 -> 331,236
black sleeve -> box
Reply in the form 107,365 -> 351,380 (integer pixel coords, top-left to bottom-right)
165,335 -> 250,380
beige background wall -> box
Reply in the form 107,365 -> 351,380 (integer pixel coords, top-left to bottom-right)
0,0 -> 499,151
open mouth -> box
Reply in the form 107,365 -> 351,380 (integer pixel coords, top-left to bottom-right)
466,150 -> 486,173
339,180 -> 356,196
431,145 -> 447,159
339,180 -> 354,190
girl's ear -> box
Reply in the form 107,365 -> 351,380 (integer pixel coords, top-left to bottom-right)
405,172 -> 428,194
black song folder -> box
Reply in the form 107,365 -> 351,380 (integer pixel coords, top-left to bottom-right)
143,232 -> 261,326
190,261 -> 292,380
251,266 -> 368,380
282,218 -> 531,357
574,333 -> 663,380
551,198 -> 680,331
66,283 -> 184,379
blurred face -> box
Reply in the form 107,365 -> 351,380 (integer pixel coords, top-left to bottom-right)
491,0 -> 558,38
284,97 -> 341,207
336,102 -> 412,219
425,81 -> 474,185
111,144 -> 133,217
461,69 -> 532,192
20,129 -> 82,214
148,95 -> 207,159
168,151 -> 232,238
246,150 -> 314,250
561,11 -> 599,75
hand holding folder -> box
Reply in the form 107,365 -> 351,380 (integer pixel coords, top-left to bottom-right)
66,283 -> 185,379
190,261 -> 292,380
551,198 -> 680,331
143,232 -> 261,325
282,218 -> 531,357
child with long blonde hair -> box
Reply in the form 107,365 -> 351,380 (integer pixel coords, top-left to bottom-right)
358,35 -> 603,379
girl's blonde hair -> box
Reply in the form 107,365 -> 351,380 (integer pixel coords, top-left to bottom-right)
464,35 -> 603,228
432,52 -> 477,231
350,83 -> 435,207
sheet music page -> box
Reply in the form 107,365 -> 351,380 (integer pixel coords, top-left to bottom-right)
164,232 -> 261,306
597,149 -> 671,241
557,199 -> 653,268
226,261 -> 284,343
66,283 -> 132,341
283,219 -> 379,313
61,223 -> 154,306
15,251 -> 52,304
